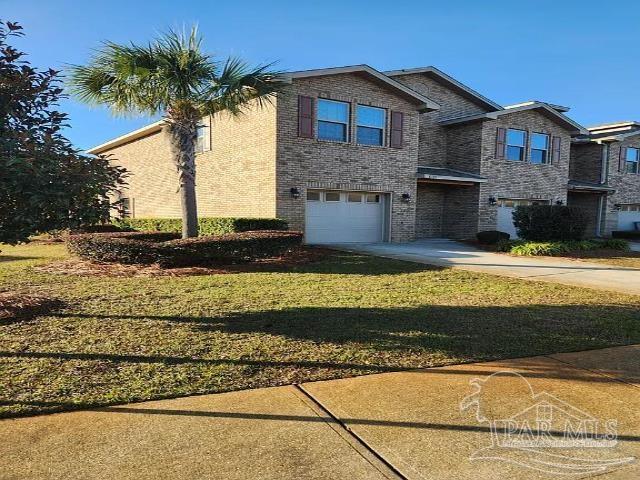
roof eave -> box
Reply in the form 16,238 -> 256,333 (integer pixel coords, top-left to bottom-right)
87,120 -> 164,154
287,65 -> 440,112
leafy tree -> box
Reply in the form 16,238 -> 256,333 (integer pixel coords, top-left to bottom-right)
0,20 -> 127,245
68,27 -> 287,238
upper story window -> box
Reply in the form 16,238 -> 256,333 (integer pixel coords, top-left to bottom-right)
625,147 -> 639,174
530,133 -> 550,164
356,105 -> 386,146
195,121 -> 210,153
506,129 -> 526,161
317,99 -> 350,142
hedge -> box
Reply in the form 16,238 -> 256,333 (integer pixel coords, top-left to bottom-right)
111,217 -> 288,236
67,230 -> 303,267
496,238 -> 629,256
476,230 -> 510,245
512,205 -> 589,241
612,231 -> 640,240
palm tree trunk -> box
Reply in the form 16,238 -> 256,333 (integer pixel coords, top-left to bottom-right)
167,119 -> 199,238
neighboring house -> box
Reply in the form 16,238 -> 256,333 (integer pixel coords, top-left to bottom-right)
570,122 -> 640,236
89,64 -> 634,243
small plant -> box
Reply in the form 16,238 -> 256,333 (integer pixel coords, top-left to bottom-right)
111,217 -> 288,236
599,239 -> 630,251
476,230 -> 510,245
506,239 -> 629,256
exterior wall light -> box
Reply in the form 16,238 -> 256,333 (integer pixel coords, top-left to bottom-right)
401,193 -> 411,203
290,187 -> 301,199
488,196 -> 497,206
555,200 -> 564,206
614,204 -> 621,211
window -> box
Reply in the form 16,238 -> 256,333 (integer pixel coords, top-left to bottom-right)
317,99 -> 349,142
366,194 -> 381,203
530,133 -> 550,164
119,197 -> 131,218
195,122 -> 210,153
626,148 -> 639,174
620,204 -> 640,212
347,192 -> 363,202
506,129 -> 526,161
307,190 -> 320,201
356,105 -> 386,146
324,191 -> 341,202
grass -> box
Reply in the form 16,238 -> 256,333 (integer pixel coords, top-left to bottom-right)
558,249 -> 640,269
1,242 -> 640,418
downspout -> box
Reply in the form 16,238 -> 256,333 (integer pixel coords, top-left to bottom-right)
596,141 -> 610,237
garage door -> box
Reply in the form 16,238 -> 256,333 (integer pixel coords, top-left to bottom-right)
305,190 -> 386,244
618,204 -> 640,231
497,199 -> 549,239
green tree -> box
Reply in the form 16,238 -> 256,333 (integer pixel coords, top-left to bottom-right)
68,27 -> 287,238
0,21 -> 126,245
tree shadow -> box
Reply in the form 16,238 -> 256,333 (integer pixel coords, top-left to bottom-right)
0,255 -> 37,263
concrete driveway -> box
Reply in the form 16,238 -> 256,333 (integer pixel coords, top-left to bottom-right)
333,239 -> 640,295
2,345 -> 639,479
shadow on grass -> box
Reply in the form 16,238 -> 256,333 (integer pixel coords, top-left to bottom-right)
44,302 -> 640,363
0,256 -> 37,263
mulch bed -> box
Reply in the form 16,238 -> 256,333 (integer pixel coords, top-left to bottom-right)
0,293 -> 63,323
35,247 -> 329,277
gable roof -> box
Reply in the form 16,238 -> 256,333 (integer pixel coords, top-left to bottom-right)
577,121 -> 640,142
87,120 -> 164,154
438,101 -> 588,135
384,66 -> 502,112
505,100 -> 570,113
286,65 -> 440,112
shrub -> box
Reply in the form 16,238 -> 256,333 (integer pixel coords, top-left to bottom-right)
612,231 -> 640,240
67,230 -> 303,267
112,217 -> 288,236
506,239 -> 629,256
476,230 -> 510,245
512,205 -> 589,241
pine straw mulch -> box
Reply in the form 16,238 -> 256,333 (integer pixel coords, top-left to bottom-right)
0,292 -> 64,323
34,247 -> 330,277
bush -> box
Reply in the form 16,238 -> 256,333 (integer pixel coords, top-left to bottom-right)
112,217 -> 288,236
67,230 -> 303,267
512,205 -> 589,241
476,230 -> 510,245
612,231 -> 640,240
505,239 -> 629,256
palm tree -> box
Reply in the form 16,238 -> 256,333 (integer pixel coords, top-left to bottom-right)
69,28 -> 287,238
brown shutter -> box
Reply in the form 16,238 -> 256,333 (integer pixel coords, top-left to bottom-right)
390,111 -> 403,148
298,95 -> 314,138
551,136 -> 561,164
496,127 -> 506,158
619,146 -> 627,172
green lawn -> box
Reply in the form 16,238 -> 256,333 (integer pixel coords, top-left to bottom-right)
1,242 -> 639,418
560,249 -> 640,269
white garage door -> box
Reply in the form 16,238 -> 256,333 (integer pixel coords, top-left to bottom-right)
497,199 -> 549,239
618,204 -> 640,231
305,190 -> 386,244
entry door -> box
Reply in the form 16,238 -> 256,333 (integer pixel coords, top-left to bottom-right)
618,204 -> 640,231
497,199 -> 549,239
305,190 -> 386,244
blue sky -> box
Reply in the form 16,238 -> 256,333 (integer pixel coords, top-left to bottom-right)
4,0 -> 640,150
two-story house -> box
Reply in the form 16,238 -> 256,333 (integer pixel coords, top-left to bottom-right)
89,64 -> 632,243
570,122 -> 640,236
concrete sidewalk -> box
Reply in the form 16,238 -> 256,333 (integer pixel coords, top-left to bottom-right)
2,345 -> 639,479
333,239 -> 640,295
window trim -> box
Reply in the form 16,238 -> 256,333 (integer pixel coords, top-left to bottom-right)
505,128 -> 527,162
317,98 -> 350,143
529,132 -> 550,165
625,147 -> 639,174
356,104 -> 386,147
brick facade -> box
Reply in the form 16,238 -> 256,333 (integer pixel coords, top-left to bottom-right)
477,110 -> 573,232
274,73 -> 421,242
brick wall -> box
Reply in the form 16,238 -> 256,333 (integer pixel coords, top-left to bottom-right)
391,73 -> 489,169
603,134 -> 640,234
275,73 -> 421,242
102,103 -> 277,220
570,142 -> 602,183
477,110 -> 573,231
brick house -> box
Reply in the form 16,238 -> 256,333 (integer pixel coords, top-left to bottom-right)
89,64 -> 636,243
570,122 -> 640,236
